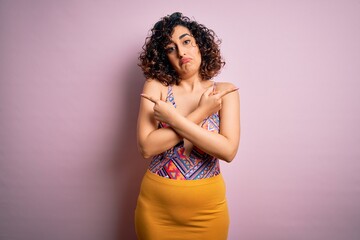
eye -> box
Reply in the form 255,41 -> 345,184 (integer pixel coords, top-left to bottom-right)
165,46 -> 176,54
183,39 -> 191,45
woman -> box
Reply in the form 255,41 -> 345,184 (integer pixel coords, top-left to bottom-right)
135,12 -> 240,240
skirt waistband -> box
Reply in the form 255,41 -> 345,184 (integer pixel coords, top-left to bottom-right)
144,169 -> 224,187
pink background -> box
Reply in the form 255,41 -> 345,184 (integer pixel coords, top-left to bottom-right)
1,0 -> 360,239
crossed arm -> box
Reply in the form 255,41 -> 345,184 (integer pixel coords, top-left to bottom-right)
136,79 -> 240,162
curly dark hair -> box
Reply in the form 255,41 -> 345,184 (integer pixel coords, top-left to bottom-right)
138,12 -> 225,86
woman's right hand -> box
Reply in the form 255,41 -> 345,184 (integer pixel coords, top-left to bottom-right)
198,86 -> 239,116
140,93 -> 179,125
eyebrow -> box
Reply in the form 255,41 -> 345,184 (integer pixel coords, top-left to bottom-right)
179,33 -> 191,39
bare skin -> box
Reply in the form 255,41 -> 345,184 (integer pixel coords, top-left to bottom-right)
137,25 -> 240,162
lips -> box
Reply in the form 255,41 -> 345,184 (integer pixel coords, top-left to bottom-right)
180,58 -> 192,65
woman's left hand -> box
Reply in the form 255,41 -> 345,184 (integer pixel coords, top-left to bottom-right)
141,93 -> 178,125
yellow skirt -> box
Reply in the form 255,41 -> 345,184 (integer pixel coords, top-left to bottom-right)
135,170 -> 229,240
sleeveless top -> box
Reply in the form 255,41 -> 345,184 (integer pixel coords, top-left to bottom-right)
148,81 -> 221,180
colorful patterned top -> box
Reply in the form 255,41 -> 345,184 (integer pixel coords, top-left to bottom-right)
148,81 -> 221,180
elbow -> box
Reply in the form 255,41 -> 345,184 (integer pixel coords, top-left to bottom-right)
140,150 -> 151,159
222,154 -> 235,163
141,152 -> 151,159
221,147 -> 238,163
138,144 -> 152,159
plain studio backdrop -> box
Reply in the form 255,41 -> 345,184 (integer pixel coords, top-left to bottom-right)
1,0 -> 359,239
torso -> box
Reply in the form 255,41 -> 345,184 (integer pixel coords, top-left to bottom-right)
148,81 -> 221,180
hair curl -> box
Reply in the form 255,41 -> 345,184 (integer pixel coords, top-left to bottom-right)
138,12 -> 225,86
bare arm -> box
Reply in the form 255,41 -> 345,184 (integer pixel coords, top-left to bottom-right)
148,82 -> 240,162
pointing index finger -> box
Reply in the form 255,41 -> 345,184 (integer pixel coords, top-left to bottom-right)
140,93 -> 157,103
218,88 -> 239,98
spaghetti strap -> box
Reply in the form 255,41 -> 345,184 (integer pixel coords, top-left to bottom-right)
166,85 -> 176,107
166,85 -> 172,100
213,81 -> 216,93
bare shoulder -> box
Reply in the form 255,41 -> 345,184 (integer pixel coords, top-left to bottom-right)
143,78 -> 164,90
215,81 -> 237,90
142,79 -> 168,100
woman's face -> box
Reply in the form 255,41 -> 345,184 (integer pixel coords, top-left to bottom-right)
165,25 -> 202,79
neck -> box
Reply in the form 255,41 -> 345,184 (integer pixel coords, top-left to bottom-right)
178,73 -> 204,92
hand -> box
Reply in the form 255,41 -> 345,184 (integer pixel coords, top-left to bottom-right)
198,86 -> 239,116
141,93 -> 178,125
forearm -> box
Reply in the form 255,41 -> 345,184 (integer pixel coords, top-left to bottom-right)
169,114 -> 238,162
140,106 -> 209,158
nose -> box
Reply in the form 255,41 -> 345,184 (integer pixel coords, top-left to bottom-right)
177,45 -> 186,58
